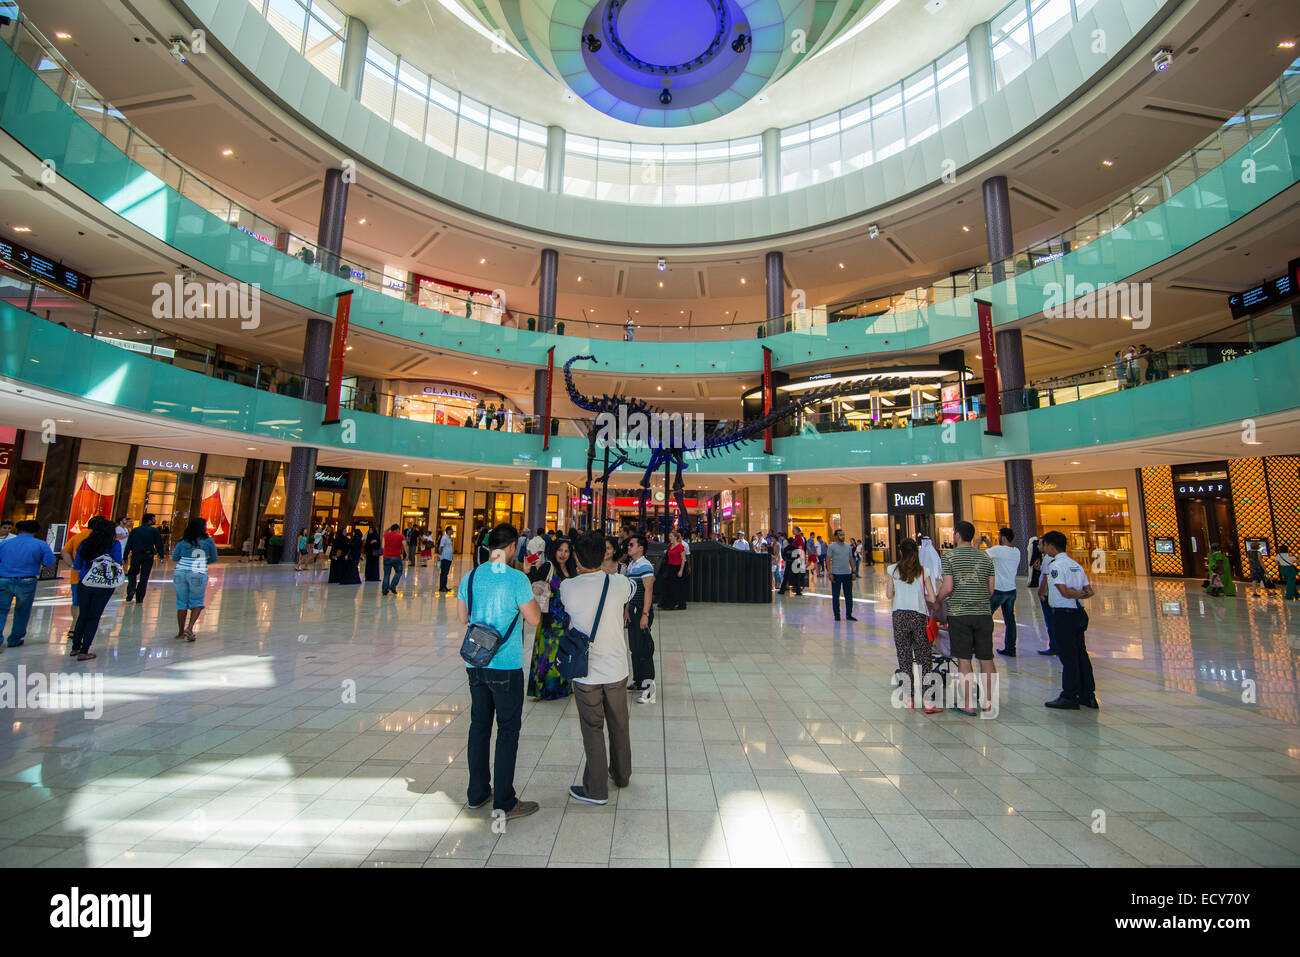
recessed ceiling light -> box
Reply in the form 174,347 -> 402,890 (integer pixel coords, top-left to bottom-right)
576,276 -> 582,282
247,447 -> 257,450
479,257 -> 486,264
55,32 -> 71,39
221,148 -> 233,156
1102,159 -> 1114,167
358,218 -> 366,225
1070,461 -> 1081,465
961,226 -> 970,232
975,354 -> 982,359
838,263 -> 845,269
13,226 -> 30,232
740,277 -> 746,284
1279,40 -> 1296,49
657,386 -> 662,391
345,344 -> 353,351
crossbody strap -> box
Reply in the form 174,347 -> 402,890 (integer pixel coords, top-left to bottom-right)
466,563 -> 478,619
589,574 -> 612,637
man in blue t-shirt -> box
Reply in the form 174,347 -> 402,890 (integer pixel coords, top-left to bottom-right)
456,523 -> 541,820
0,521 -> 57,647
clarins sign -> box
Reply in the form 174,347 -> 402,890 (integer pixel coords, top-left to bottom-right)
136,447 -> 200,473
887,482 -> 933,514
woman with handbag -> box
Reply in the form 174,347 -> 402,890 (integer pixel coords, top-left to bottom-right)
527,538 -> 576,700
172,518 -> 219,641
70,516 -> 125,661
886,539 -> 940,713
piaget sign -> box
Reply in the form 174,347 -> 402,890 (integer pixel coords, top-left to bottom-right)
136,447 -> 200,473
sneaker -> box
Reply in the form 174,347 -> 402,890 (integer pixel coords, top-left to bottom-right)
505,799 -> 540,820
568,785 -> 607,805
1044,696 -> 1079,710
637,679 -> 656,705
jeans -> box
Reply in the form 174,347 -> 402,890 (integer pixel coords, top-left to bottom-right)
439,558 -> 452,592
126,554 -> 154,603
1053,608 -> 1095,702
72,586 -> 114,654
382,557 -> 403,594
466,667 -> 524,812
1040,597 -> 1055,652
990,589 -> 1017,653
174,569 -> 209,611
831,573 -> 854,619
0,577 -> 38,643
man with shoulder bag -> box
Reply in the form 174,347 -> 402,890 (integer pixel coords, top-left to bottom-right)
456,523 -> 542,819
559,531 -> 634,805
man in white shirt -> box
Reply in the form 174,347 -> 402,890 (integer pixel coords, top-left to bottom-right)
1035,549 -> 1057,656
438,527 -> 455,593
733,532 -> 750,551
560,531 -> 634,805
985,527 -> 1022,657
1040,531 -> 1098,710
623,533 -> 656,700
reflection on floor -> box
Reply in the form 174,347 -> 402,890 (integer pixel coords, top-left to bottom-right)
0,558 -> 1297,868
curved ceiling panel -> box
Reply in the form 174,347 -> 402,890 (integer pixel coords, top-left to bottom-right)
469,0 -> 880,126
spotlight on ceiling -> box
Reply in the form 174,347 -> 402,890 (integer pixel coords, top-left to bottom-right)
657,257 -> 667,272
583,33 -> 601,53
731,33 -> 750,53
659,88 -> 672,105
1152,46 -> 1173,72
168,36 -> 190,63
868,224 -> 880,239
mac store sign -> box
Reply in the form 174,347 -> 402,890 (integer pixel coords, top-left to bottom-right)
886,482 -> 932,514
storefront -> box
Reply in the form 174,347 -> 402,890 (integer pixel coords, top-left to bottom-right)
473,491 -> 526,538
437,489 -> 467,551
312,467 -> 348,529
124,445 -> 202,537
1140,456 -> 1300,581
390,380 -> 517,430
400,487 -> 432,529
972,486 -> 1135,576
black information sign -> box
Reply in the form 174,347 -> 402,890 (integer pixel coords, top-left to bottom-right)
1227,261 -> 1299,319
0,237 -> 93,299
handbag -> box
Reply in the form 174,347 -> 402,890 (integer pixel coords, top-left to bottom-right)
556,574 -> 611,681
531,564 -> 552,614
459,565 -> 521,668
81,553 -> 126,589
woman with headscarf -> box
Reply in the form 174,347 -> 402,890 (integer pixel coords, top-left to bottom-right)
341,528 -> 363,585
364,527 -> 382,582
526,537 -> 576,700
1027,536 -> 1042,588
328,529 -> 348,584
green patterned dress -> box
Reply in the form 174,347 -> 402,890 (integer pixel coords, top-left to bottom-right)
528,566 -> 572,700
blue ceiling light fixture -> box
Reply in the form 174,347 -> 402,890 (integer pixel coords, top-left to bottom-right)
457,0 -> 888,127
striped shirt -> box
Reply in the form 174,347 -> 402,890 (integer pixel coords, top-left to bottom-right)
625,556 -> 654,612
940,545 -> 995,618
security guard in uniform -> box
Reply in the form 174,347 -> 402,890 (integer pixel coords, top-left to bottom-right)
1040,530 -> 1099,710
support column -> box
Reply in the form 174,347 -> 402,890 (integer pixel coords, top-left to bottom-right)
282,448 -> 318,562
340,17 -> 369,101
765,250 -> 784,333
302,317 -> 331,404
34,435 -> 80,535
1003,459 -> 1037,576
769,473 -> 788,537
538,248 -> 558,334
528,368 -> 550,532
996,326 -> 1027,414
527,469 -> 548,535
968,21 -> 994,104
545,126 -> 566,194
982,174 -> 1014,283
317,167 -> 351,278
761,127 -> 780,197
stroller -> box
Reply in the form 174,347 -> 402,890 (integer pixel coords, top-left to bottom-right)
921,597 -> 983,711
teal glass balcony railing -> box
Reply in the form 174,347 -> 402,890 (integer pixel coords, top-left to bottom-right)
0,13 -> 1297,374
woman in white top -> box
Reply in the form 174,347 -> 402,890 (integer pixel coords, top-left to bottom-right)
886,538 -> 939,714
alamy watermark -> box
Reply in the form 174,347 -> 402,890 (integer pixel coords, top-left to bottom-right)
0,666 -> 103,719
1043,278 -> 1151,328
595,404 -> 704,450
152,275 -> 260,329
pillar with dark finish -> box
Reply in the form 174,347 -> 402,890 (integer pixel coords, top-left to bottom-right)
765,251 -> 784,328
116,446 -> 139,521
538,248 -> 558,333
769,473 -> 788,537
281,447 -> 319,563
1004,459 -> 1037,576
186,454 -> 209,529
995,327 -> 1027,414
317,167 -> 351,277
982,174 -> 1014,283
238,458 -> 263,552
527,469 -> 548,535
34,435 -> 80,534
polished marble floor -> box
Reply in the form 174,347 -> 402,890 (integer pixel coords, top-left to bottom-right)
0,557 -> 1297,868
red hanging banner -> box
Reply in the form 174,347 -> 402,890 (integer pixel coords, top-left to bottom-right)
977,299 -> 1002,436
323,291 -> 352,425
762,346 -> 773,454
542,346 -> 555,450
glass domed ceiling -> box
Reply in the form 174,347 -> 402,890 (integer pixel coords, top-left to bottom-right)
461,0 -> 886,126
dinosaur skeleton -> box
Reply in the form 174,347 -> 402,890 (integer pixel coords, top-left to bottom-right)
564,353 -> 892,533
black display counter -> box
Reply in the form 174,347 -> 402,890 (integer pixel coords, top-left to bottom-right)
647,541 -> 771,604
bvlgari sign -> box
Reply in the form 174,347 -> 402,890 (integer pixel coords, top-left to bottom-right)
136,446 -> 200,473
